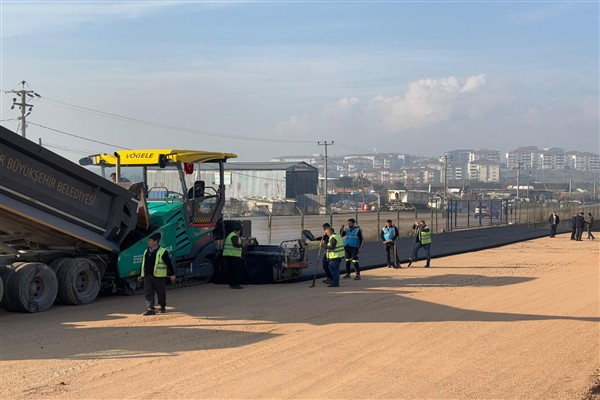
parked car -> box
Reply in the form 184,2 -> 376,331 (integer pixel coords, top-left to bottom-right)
475,205 -> 500,218
474,205 -> 490,218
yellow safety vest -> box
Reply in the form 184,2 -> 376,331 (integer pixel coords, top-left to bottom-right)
419,227 -> 432,245
326,233 -> 345,259
223,232 -> 242,257
141,247 -> 168,277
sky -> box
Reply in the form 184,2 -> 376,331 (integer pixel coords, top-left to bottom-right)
1,1 -> 598,163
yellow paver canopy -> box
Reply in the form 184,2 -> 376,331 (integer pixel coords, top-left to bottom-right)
83,149 -> 237,166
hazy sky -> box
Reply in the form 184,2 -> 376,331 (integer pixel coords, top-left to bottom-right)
1,1 -> 598,162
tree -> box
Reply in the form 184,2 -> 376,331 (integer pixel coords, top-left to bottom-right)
393,180 -> 406,190
372,183 -> 385,192
336,176 -> 355,189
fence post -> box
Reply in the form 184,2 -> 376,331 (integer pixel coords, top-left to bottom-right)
259,205 -> 272,245
327,205 -> 333,227
296,205 -> 305,238
467,201 -> 471,227
377,208 -> 381,237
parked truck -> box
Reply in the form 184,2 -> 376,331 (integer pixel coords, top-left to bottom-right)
0,125 -> 307,313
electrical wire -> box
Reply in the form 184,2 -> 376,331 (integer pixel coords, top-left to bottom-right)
37,96 -> 316,144
27,121 -> 131,149
43,142 -> 106,155
336,142 -> 376,155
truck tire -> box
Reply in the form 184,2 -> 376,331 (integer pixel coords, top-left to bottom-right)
49,257 -> 71,275
57,258 -> 101,305
0,275 -> 4,308
4,262 -> 58,313
49,258 -> 71,304
0,264 -> 21,310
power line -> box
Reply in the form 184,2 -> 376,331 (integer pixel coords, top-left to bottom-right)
37,96 -> 315,144
27,121 -> 130,149
44,142 -> 106,155
336,142 -> 376,155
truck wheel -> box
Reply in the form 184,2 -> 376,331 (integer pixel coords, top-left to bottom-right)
49,257 -> 71,275
49,258 -> 71,304
57,258 -> 101,305
4,262 -> 58,313
0,264 -> 20,310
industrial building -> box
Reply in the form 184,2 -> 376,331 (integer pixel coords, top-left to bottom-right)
193,161 -> 319,200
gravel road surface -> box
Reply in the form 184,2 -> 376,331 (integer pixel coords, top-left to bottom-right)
1,233 -> 598,399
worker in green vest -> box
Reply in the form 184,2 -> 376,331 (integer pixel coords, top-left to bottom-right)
137,232 -> 176,315
324,226 -> 345,287
408,220 -> 432,268
223,225 -> 244,289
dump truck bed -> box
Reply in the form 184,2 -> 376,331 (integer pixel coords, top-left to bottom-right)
0,126 -> 138,254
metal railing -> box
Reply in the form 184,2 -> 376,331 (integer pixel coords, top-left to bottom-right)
224,202 -> 600,245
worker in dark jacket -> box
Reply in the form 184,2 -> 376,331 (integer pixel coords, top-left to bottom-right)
137,232 -> 176,315
223,225 -> 244,289
575,212 -> 586,241
570,214 -> 578,240
585,213 -> 595,240
548,211 -> 560,238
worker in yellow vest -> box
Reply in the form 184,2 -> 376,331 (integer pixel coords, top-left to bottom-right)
137,232 -> 176,315
324,226 -> 345,287
223,225 -> 244,289
408,220 -> 432,268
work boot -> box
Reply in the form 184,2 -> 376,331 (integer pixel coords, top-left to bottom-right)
158,307 -> 166,314
425,263 -> 430,268
143,308 -> 156,316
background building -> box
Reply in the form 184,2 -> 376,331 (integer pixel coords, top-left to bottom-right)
195,161 -> 318,200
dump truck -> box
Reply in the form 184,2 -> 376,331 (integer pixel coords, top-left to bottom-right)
0,125 -> 307,313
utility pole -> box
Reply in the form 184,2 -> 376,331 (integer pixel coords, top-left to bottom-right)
441,154 -> 450,231
527,170 -> 531,200
442,155 -> 449,200
9,81 -> 40,138
516,161 -> 523,199
317,141 -> 334,205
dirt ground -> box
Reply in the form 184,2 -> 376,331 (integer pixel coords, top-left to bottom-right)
1,233 -> 599,400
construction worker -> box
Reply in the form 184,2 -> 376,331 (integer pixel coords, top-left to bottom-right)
408,220 -> 432,268
585,212 -> 595,240
305,223 -> 334,284
381,219 -> 400,268
548,211 -> 560,238
223,225 -> 244,289
137,232 -> 176,315
341,218 -> 364,280
575,212 -> 585,241
324,225 -> 344,287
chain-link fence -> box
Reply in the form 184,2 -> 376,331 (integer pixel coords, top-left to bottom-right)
224,201 -> 600,245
